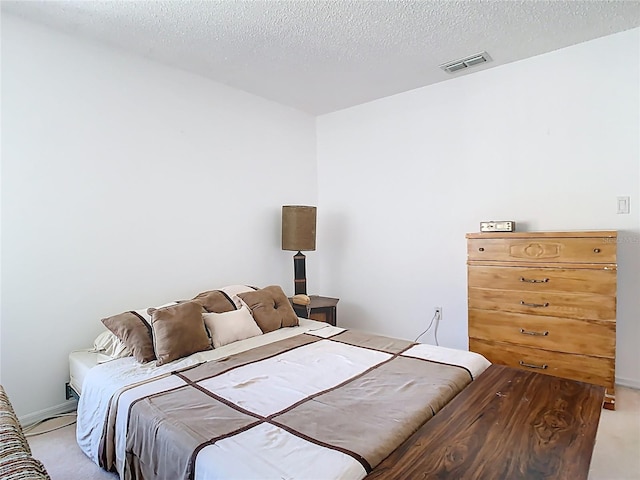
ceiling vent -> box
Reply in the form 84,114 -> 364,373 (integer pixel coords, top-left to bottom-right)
440,51 -> 492,74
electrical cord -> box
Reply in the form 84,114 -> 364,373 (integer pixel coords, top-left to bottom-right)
433,312 -> 440,346
23,413 -> 77,437
414,310 -> 440,345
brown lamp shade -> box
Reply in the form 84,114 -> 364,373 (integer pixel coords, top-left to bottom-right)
282,205 -> 317,252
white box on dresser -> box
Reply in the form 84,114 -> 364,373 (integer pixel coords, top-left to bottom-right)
466,230 -> 617,410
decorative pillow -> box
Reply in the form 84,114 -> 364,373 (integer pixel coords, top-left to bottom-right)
146,301 -> 182,317
151,301 -> 212,366
203,305 -> 263,348
101,301 -> 178,363
102,310 -> 156,363
93,330 -> 132,359
237,285 -> 299,333
192,285 -> 257,312
191,290 -> 237,313
218,285 -> 259,309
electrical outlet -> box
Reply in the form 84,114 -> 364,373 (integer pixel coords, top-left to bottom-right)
435,307 -> 442,320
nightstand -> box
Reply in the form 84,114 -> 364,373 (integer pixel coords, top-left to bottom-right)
308,295 -> 339,326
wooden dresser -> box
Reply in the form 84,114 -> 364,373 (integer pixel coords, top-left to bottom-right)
466,231 -> 617,409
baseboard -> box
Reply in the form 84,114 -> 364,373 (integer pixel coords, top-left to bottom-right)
18,399 -> 78,428
616,376 -> 640,390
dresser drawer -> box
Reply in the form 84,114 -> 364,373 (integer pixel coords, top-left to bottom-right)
469,338 -> 614,388
468,265 -> 616,295
468,309 -> 615,357
468,287 -> 616,321
467,237 -> 616,264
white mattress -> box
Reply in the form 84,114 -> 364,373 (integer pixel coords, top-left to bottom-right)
69,350 -> 113,395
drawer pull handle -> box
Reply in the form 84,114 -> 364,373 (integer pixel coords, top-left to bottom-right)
478,247 -> 485,252
520,277 -> 549,283
593,248 -> 601,253
520,328 -> 549,336
520,301 -> 550,308
519,360 -> 548,370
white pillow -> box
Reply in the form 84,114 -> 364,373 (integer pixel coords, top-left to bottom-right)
93,330 -> 132,358
218,284 -> 258,309
203,306 -> 262,348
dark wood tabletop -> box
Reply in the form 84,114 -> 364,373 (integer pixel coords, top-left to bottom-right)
367,364 -> 605,480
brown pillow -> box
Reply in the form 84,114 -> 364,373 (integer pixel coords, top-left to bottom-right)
191,285 -> 258,312
151,301 -> 212,366
237,285 -> 299,333
191,290 -> 237,313
102,310 -> 156,363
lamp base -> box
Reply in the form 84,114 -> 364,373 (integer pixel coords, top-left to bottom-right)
293,251 -> 307,295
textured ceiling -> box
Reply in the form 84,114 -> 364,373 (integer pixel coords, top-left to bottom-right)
2,0 -> 639,114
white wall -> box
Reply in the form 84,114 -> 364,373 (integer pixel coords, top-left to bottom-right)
2,16 -> 639,421
317,28 -> 640,387
1,15 -> 317,418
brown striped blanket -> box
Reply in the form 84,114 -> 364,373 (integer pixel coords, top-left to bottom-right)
0,385 -> 51,480
97,329 -> 490,480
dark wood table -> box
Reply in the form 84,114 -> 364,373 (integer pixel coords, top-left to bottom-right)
307,295 -> 339,326
290,295 -> 339,326
367,364 -> 605,480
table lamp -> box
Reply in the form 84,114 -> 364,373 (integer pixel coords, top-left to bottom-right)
281,205 -> 316,295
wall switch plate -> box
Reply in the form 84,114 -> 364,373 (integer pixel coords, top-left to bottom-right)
617,196 -> 630,214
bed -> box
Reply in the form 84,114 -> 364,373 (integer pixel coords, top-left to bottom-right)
72,285 -> 490,480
